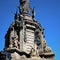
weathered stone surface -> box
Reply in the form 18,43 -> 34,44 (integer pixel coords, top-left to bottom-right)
0,0 -> 55,60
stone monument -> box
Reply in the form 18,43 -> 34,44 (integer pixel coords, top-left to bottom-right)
0,0 -> 55,60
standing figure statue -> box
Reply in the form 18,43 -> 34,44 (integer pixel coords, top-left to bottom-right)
20,0 -> 30,14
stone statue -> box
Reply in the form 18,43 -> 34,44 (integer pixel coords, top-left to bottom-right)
20,0 -> 30,13
9,28 -> 18,48
13,36 -> 18,48
44,46 -> 52,53
42,39 -> 52,53
30,44 -> 39,57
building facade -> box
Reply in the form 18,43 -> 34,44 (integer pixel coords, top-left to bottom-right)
0,0 -> 54,60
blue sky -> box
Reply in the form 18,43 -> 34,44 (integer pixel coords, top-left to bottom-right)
0,0 -> 60,60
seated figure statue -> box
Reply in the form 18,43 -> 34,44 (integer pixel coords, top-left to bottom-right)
30,44 -> 39,58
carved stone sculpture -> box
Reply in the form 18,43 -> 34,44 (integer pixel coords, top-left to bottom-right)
0,0 -> 54,60
30,44 -> 39,57
20,0 -> 30,13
